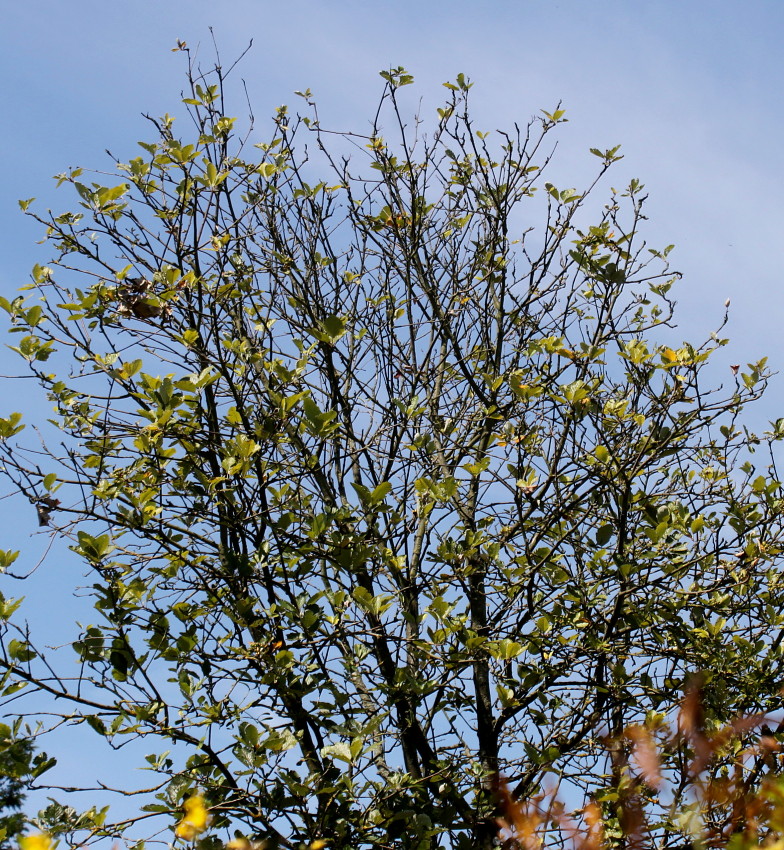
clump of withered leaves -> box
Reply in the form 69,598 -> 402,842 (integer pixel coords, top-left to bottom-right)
494,679 -> 784,850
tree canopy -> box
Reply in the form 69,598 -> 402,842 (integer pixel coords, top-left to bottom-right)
0,732 -> 34,850
2,57 -> 784,850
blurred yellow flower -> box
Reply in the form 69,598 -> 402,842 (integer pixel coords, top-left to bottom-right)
226,840 -> 266,850
175,794 -> 210,841
19,835 -> 54,850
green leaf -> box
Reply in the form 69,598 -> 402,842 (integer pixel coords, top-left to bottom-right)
0,550 -> 19,571
301,397 -> 338,436
0,413 -> 24,440
95,183 -> 129,208
535,616 -> 551,634
352,587 -> 393,617
263,728 -> 297,752
8,639 -> 36,662
0,593 -> 23,620
321,742 -> 353,763
86,715 -> 107,736
595,524 -> 613,546
313,314 -> 348,345
495,639 -> 523,660
462,457 -> 491,476
30,753 -> 56,778
349,737 -> 365,760
379,67 -> 415,89
31,264 -> 52,283
369,481 -> 392,505
75,531 -> 114,563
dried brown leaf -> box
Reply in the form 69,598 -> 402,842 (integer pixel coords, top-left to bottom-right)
626,725 -> 662,789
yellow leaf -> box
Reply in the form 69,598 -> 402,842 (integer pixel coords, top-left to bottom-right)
20,836 -> 54,850
227,840 -> 266,850
175,794 -> 209,841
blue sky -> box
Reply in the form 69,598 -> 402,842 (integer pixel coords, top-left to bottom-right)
1,0 -> 783,832
4,2 -> 783,361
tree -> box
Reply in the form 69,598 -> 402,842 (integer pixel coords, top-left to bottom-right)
0,731 -> 34,849
1,55 -> 784,849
